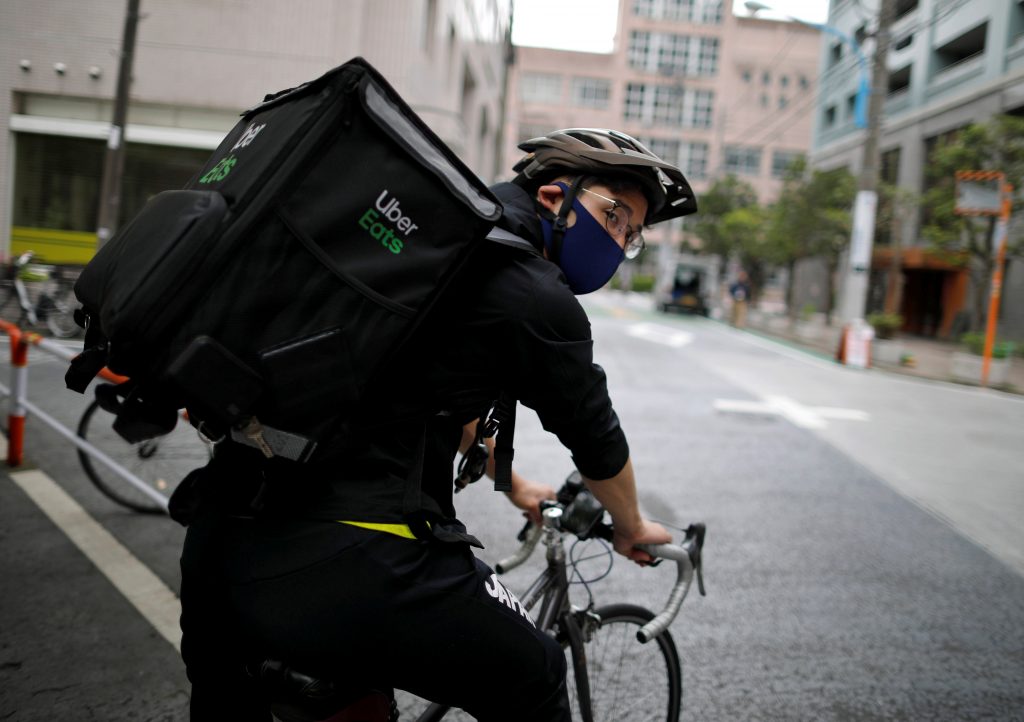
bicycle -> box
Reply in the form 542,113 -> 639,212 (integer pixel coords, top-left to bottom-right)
0,250 -> 81,338
251,472 -> 707,722
76,385 -> 212,514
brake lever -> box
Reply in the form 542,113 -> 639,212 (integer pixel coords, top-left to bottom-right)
684,523 -> 707,596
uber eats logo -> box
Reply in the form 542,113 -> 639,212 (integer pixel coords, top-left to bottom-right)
358,189 -> 419,255
198,122 -> 266,185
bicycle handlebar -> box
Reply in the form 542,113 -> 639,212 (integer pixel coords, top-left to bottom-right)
494,523 -> 543,574
493,474 -> 706,643
636,522 -> 705,643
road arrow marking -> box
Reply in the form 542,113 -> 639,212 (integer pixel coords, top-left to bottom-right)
627,323 -> 694,348
714,395 -> 870,429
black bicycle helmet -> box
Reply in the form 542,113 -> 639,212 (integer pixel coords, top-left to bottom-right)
512,128 -> 698,225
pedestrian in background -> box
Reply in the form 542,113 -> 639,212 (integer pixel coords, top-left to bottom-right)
729,270 -> 751,328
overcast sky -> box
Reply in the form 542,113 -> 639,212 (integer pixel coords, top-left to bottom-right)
511,0 -> 831,53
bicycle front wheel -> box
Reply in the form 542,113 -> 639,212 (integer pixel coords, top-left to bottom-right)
565,603 -> 682,722
42,286 -> 82,338
77,400 -> 211,514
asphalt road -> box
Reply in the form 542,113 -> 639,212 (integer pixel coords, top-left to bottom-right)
1,291 -> 1022,721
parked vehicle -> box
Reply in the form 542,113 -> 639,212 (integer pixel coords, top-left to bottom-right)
659,262 -> 711,317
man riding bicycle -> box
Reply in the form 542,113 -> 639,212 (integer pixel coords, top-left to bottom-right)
178,128 -> 697,720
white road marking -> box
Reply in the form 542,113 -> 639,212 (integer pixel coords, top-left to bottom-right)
714,394 -> 870,429
627,323 -> 694,348
8,468 -> 181,652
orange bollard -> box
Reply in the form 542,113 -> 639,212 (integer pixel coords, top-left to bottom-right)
3,323 -> 28,466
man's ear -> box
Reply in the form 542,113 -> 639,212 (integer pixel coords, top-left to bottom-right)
536,184 -> 566,215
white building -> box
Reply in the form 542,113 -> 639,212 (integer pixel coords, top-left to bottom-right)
0,0 -> 512,264
810,0 -> 1024,339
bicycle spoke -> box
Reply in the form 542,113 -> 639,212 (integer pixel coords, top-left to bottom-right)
566,605 -> 681,722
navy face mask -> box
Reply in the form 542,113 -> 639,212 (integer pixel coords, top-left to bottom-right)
539,183 -> 625,295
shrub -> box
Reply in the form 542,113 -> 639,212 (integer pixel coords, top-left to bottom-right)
960,332 -> 1015,359
867,312 -> 903,340
631,274 -> 656,293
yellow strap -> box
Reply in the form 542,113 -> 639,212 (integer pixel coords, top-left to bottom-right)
340,520 -> 419,540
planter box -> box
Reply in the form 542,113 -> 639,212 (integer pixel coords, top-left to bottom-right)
950,351 -> 1011,385
872,339 -> 905,366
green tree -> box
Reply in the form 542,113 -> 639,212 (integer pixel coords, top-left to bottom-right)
766,158 -> 856,322
693,174 -> 759,268
718,205 -> 771,299
921,115 -> 1024,331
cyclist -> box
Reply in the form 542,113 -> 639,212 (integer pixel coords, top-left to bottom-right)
177,128 -> 697,720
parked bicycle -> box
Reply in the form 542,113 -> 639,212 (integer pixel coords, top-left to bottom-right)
76,385 -> 212,514
251,472 -> 707,722
0,250 -> 81,338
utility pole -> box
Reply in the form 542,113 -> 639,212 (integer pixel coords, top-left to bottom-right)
838,0 -> 897,325
95,0 -> 141,250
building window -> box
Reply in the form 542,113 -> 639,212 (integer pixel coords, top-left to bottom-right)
696,37 -> 719,75
571,77 -> 611,108
824,104 -> 837,127
624,83 -> 714,128
778,96 -> 788,109
691,89 -> 714,128
724,145 -> 762,176
629,31 -> 718,77
632,0 -> 722,24
13,133 -> 208,233
653,85 -> 686,126
829,43 -> 843,68
520,72 -> 562,103
888,64 -> 911,94
762,71 -> 771,85
742,69 -> 752,83
894,33 -> 913,51
799,74 -> 809,89
846,93 -> 858,119
780,75 -> 789,87
934,22 -> 987,74
771,150 -> 804,178
642,137 -> 709,179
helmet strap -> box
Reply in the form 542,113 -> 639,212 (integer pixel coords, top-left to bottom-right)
547,175 -> 586,265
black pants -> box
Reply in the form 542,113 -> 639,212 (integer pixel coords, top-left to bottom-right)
180,513 -> 570,721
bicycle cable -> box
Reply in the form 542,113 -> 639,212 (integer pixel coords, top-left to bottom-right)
567,537 -> 615,611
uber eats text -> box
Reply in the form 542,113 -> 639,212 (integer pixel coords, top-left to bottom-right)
359,190 -> 419,255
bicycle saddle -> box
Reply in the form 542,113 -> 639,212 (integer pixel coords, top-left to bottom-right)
247,658 -> 397,722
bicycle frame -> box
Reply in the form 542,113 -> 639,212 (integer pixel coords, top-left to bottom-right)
260,485 -> 705,722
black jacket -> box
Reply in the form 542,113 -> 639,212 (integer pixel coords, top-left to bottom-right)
207,182 -> 629,539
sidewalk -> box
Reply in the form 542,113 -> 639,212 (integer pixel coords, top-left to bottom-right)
740,310 -> 1024,395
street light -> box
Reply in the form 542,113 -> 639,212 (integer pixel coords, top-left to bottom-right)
744,0 -> 869,129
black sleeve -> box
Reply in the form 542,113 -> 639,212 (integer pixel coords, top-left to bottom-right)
506,265 -> 629,480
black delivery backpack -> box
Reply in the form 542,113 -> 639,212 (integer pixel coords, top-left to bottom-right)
66,57 -> 506,464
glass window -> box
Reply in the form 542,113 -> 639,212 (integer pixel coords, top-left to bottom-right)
13,133 -> 208,233
771,150 -> 804,178
697,37 -> 719,75
630,32 -> 717,77
624,84 -> 713,128
571,77 -> 611,109
629,31 -> 652,69
632,0 -> 721,24
520,72 -> 562,103
724,145 -> 762,176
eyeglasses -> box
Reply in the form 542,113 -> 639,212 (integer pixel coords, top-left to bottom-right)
579,187 -> 646,259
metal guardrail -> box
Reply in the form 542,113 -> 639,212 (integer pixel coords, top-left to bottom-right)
0,319 -> 170,512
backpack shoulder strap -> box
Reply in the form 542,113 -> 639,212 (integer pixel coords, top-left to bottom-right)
485,227 -> 542,256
